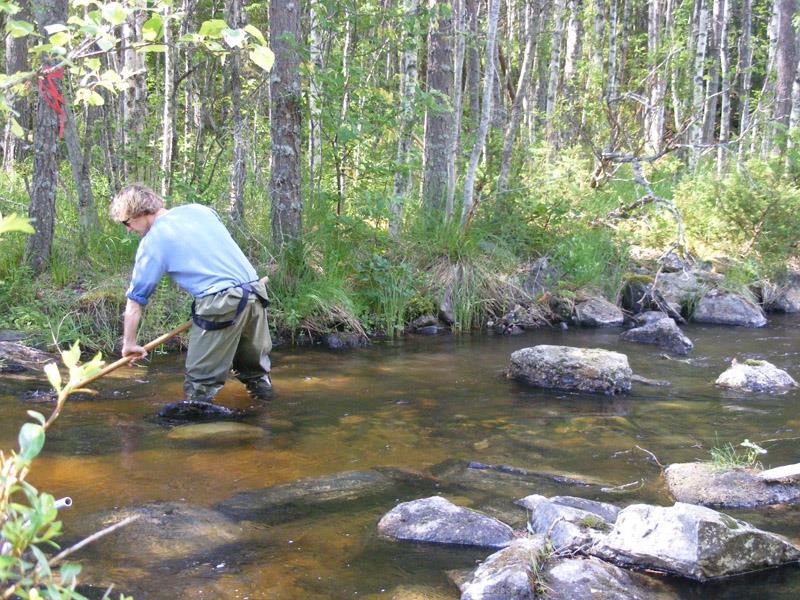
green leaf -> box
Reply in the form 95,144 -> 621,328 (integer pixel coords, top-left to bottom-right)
243,24 -> 266,45
18,423 -> 45,462
95,36 -> 116,52
102,2 -> 128,26
0,1 -> 21,16
62,343 -> 80,370
0,212 -> 34,235
198,19 -> 227,38
222,27 -> 246,48
142,14 -> 163,41
26,410 -> 45,425
248,45 -> 275,72
6,19 -> 34,38
44,362 -> 61,392
9,117 -> 24,139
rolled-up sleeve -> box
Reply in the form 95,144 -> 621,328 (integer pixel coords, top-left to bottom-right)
126,240 -> 166,306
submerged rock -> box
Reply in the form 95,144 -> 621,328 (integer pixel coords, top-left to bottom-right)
460,535 -> 547,600
692,290 -> 767,327
516,494 -> 613,551
71,501 -> 243,566
592,502 -> 800,580
620,318 -> 694,355
508,345 -> 632,395
167,422 -> 264,442
217,470 -> 395,521
665,462 -> 800,508
158,400 -> 243,420
321,332 -> 369,350
574,297 -> 625,327
715,359 -> 797,392
377,496 -> 514,549
543,556 -> 678,600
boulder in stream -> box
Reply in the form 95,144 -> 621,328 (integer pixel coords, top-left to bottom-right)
377,496 -> 514,549
665,462 -> 800,508
592,502 -> 800,580
516,494 -> 614,551
692,290 -> 767,327
620,318 -> 694,355
574,297 -> 625,327
167,422 -> 264,442
766,279 -> 800,313
459,535 -> 547,600
715,359 -> 797,392
217,470 -> 396,521
508,345 -> 632,395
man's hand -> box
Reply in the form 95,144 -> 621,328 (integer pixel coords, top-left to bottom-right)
122,343 -> 148,364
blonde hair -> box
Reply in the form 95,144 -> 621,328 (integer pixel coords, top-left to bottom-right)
109,184 -> 164,222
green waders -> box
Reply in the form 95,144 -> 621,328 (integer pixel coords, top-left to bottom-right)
184,280 -> 271,402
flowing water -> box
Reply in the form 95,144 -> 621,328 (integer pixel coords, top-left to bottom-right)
3,316 -> 800,598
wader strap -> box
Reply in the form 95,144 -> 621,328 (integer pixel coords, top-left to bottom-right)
191,282 -> 268,331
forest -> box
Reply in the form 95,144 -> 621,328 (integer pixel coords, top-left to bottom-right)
0,0 -> 799,348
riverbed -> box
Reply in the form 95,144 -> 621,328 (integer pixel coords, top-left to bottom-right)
2,316 -> 800,598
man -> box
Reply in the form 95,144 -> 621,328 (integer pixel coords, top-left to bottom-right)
110,183 -> 273,402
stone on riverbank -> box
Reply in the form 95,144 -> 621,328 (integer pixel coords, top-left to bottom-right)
592,502 -> 800,580
574,297 -> 625,327
665,462 -> 800,508
767,280 -> 800,313
217,470 -> 395,521
715,359 -> 797,392
508,345 -> 632,395
692,290 -> 767,327
516,494 -> 614,551
620,318 -> 694,355
653,271 -> 702,312
377,496 -> 514,549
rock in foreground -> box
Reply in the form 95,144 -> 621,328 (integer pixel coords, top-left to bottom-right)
508,345 -> 632,395
460,536 -> 547,600
665,462 -> 800,508
516,494 -> 614,551
378,496 -> 514,549
715,359 -> 797,392
592,502 -> 800,580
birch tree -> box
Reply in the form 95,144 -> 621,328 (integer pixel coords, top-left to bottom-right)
773,0 -> 798,152
227,0 -> 246,225
717,0 -> 731,174
160,5 -> 176,196
461,0 -> 500,228
545,0 -> 567,145
689,1 -> 709,170
737,0 -> 753,159
308,1 -> 324,198
645,0 -> 667,154
3,0 -> 31,170
446,0 -> 466,221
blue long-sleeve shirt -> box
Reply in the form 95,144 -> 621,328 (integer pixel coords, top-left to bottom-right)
126,204 -> 258,305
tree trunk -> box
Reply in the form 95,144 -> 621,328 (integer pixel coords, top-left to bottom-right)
689,1 -> 709,170
446,0 -> 466,221
227,0 -> 246,225
605,0 -> 619,100
773,0 -> 797,152
498,4 -> 537,193
26,0 -> 67,275
592,0 -> 605,75
308,1 -> 324,199
461,0 -> 500,228
3,0 -> 31,170
717,0 -> 731,175
701,0 -> 723,144
63,101 -> 98,232
422,0 -> 454,216
645,0 -> 667,154
564,0 -> 583,84
121,3 -> 147,181
545,0 -> 567,145
737,0 -> 753,159
466,0 -> 481,125
269,0 -> 303,247
390,0 -> 420,239
160,5 -> 176,197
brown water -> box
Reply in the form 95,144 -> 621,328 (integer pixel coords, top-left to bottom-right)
4,317 -> 800,598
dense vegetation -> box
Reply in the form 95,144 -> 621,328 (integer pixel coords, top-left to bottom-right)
0,0 -> 799,353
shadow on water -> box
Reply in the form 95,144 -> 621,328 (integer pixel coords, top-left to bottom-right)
3,315 -> 800,597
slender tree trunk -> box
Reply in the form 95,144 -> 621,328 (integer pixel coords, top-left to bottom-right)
545,0 -> 567,144
227,0 -> 246,225
422,0 -> 454,216
717,0 -> 731,174
461,0 -> 500,228
27,0 -> 67,275
787,46 -> 800,160
335,10 -> 353,209
756,1 -> 779,156
737,0 -> 753,159
390,0 -> 420,239
592,0 -> 605,75
645,0 -> 667,154
160,6 -> 176,196
446,0 -> 466,221
605,0 -> 619,100
63,101 -> 98,232
701,0 -> 723,144
269,0 -> 303,246
121,3 -> 147,180
308,1 -> 324,199
564,0 -> 583,83
3,0 -> 31,170
466,0 -> 481,125
498,4 -> 536,193
689,1 -> 709,170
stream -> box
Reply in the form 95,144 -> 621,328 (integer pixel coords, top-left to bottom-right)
2,316 -> 800,598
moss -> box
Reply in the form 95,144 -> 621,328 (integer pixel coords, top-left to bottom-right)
624,273 -> 655,285
744,359 -> 765,367
579,515 -> 611,531
720,515 -> 739,529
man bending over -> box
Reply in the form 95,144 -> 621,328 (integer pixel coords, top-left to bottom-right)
110,183 -> 273,402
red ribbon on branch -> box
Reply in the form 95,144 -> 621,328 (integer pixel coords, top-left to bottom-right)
37,67 -> 65,139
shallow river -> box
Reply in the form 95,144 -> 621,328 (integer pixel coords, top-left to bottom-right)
3,316 -> 800,599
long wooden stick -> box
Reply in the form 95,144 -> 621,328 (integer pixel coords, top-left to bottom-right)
74,320 -> 192,390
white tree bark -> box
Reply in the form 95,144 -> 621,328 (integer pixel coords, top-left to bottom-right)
689,2 -> 709,170
605,0 -> 619,100
446,0 -> 466,221
227,0 -> 246,225
160,5 -> 176,197
717,0 -> 731,175
308,2 -> 324,198
737,0 -> 753,159
461,0 -> 500,228
545,0 -> 567,144
645,0 -> 667,154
